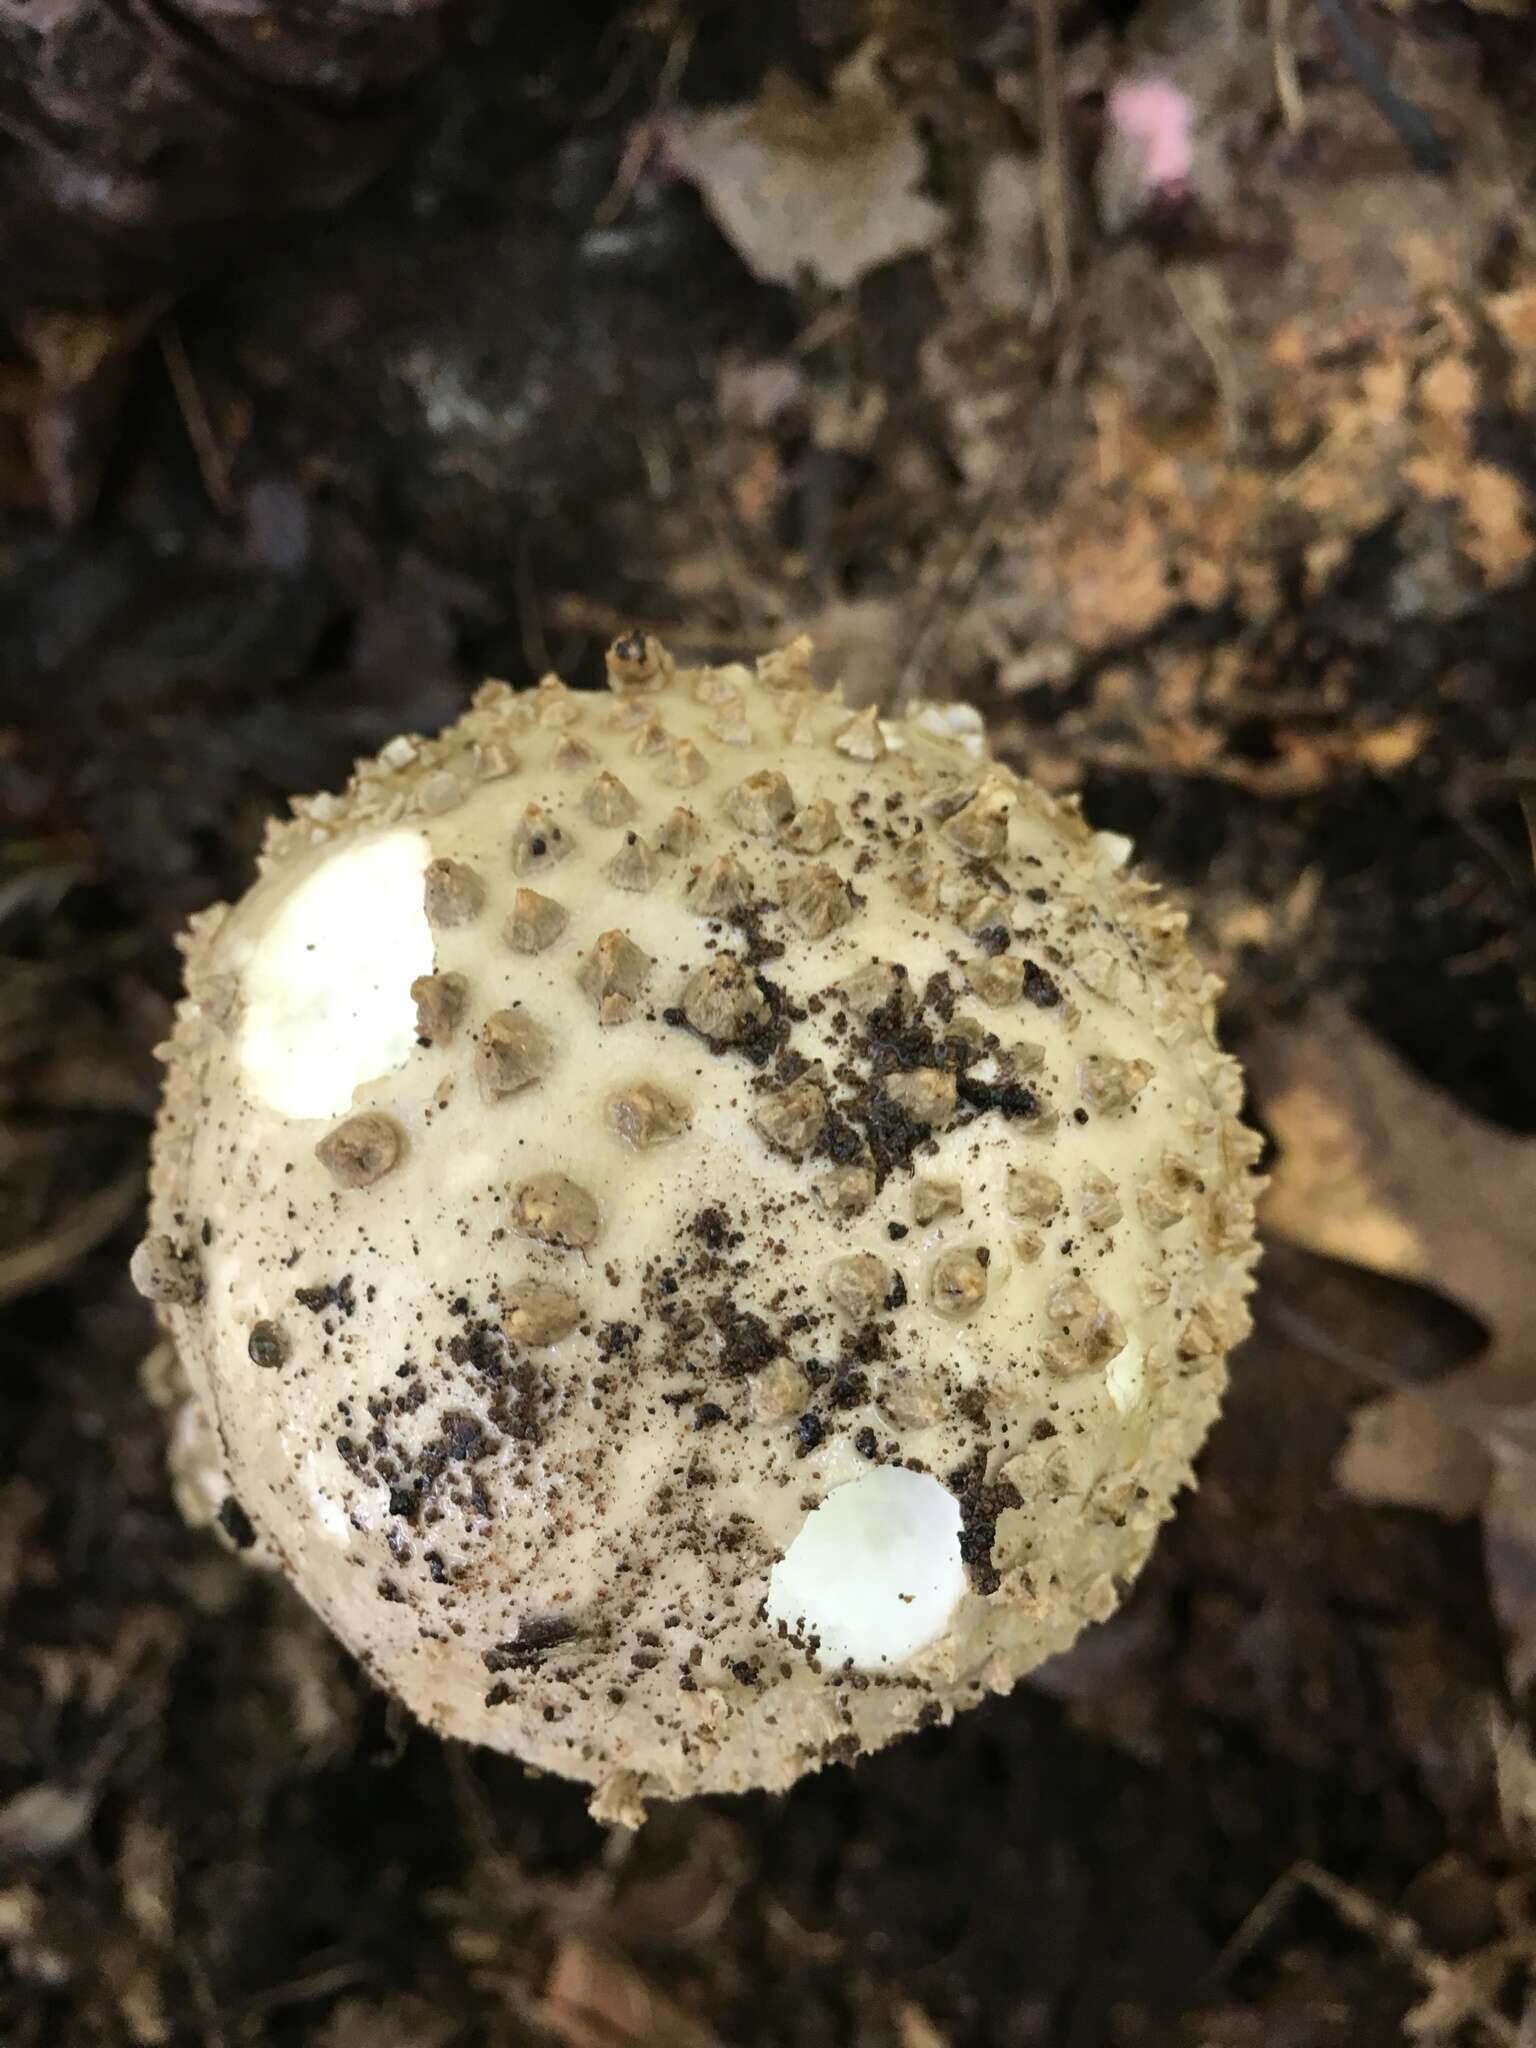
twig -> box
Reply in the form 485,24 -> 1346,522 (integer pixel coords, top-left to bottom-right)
1036,0 -> 1072,311
513,531 -> 550,677
1313,0 -> 1452,175
1206,1859 -> 1522,2046
158,322 -> 232,513
1164,262 -> 1246,451
892,492 -> 1002,715
0,1163 -> 143,1307
1268,0 -> 1306,134
592,14 -> 696,229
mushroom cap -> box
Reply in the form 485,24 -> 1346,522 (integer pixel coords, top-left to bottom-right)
138,636 -> 1261,1823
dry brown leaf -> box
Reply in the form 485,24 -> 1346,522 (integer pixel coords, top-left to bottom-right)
1484,1450 -> 1536,1694
540,1937 -> 717,2048
896,2004 -> 952,2048
670,46 -> 947,291
1333,1390 -> 1493,1520
1251,1006 -> 1536,1685
1254,1005 -> 1536,1409
1488,1700 -> 1536,1857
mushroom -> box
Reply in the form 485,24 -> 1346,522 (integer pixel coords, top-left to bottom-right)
134,631 -> 1261,1826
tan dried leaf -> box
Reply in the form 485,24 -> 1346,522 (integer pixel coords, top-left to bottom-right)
540,1937 -> 717,2048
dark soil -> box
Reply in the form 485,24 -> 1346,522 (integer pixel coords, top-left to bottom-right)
3,6 -> 1534,2046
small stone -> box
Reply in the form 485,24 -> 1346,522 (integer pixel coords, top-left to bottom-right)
657,806 -> 704,855
1006,1167 -> 1061,1221
511,1173 -> 600,1251
1079,1168 -> 1123,1231
504,888 -> 569,954
688,854 -> 753,917
726,770 -> 796,836
579,930 -> 653,1024
836,959 -> 911,1018
605,832 -> 660,892
552,735 -> 599,773
833,705 -> 887,761
130,1233 -> 204,1306
824,1253 -> 891,1321
657,739 -> 709,789
424,858 -> 485,928
412,970 -> 468,1044
681,956 -> 767,1041
509,803 -> 572,874
606,629 -> 670,691
1078,1053 -> 1154,1116
316,1113 -> 402,1188
814,1163 -> 876,1215
912,1177 -> 962,1224
583,771 -> 639,825
930,1246 -> 988,1318
608,1081 -> 691,1148
752,1077 -> 826,1157
782,798 -> 842,853
945,780 -> 1013,859
966,956 -> 1026,1006
782,863 -> 854,939
502,1280 -> 583,1346
248,1319 -> 288,1368
883,1068 -> 956,1125
477,1010 -> 551,1100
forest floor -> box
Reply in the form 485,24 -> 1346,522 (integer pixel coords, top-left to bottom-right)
3,4 -> 1536,2044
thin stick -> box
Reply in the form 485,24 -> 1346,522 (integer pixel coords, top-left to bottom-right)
1313,0 -> 1451,175
1036,0 -> 1072,310
159,322 -> 232,513
593,14 -> 696,229
1268,0 -> 1306,133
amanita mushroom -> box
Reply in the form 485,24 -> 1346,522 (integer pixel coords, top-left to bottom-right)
135,633 -> 1261,1823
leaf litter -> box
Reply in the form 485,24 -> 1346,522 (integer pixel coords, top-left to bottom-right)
4,3 -> 1536,2045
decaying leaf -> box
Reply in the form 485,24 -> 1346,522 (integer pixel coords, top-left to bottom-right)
1251,1005 -> 1536,1688
896,2005 -> 952,2048
539,1937 -> 717,2048
1332,1388 -> 1494,1522
670,47 -> 948,291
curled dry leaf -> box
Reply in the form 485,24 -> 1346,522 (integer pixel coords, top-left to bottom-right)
669,45 -> 947,292
1250,1004 -> 1536,1689
539,1936 -> 717,2048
